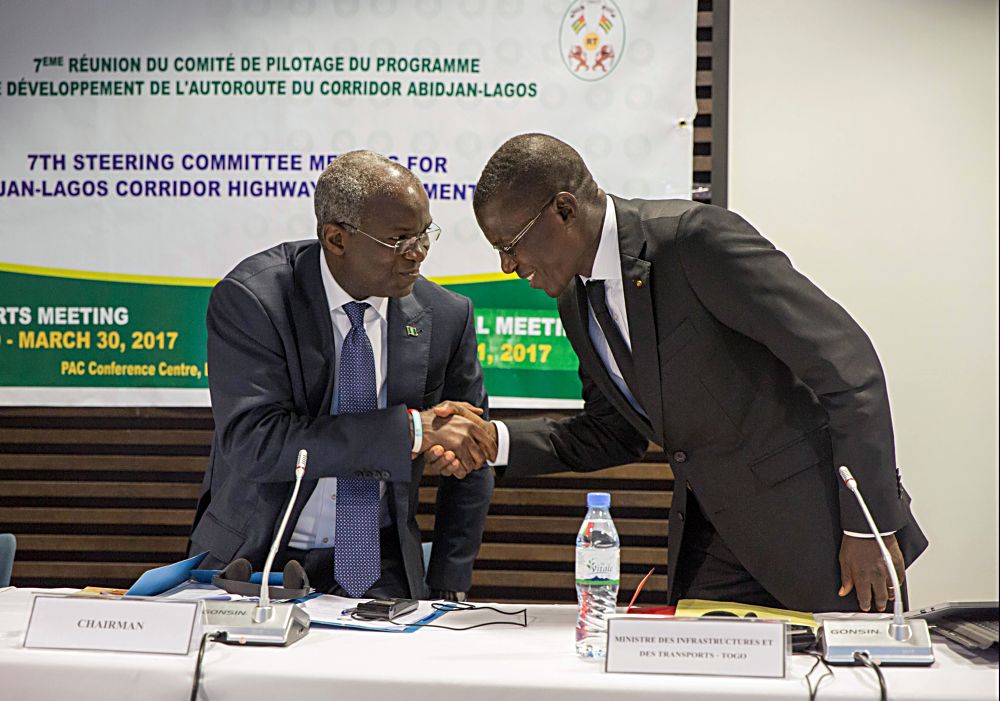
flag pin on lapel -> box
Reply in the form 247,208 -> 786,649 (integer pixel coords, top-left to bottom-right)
404,325 -> 421,337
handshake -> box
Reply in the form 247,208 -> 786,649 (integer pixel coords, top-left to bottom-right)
410,401 -> 498,479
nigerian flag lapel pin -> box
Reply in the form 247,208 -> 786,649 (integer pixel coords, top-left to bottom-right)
405,325 -> 421,337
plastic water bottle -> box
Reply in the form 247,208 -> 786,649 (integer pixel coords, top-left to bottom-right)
575,491 -> 620,658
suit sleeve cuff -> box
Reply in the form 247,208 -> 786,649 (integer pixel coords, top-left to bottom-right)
843,529 -> 897,538
487,420 -> 510,466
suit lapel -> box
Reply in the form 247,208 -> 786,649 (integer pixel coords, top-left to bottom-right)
290,243 -> 336,416
560,278 -> 655,440
613,196 -> 665,445
387,292 -> 431,412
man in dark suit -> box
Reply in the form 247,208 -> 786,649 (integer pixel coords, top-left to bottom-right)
189,150 -> 495,601
440,133 -> 926,613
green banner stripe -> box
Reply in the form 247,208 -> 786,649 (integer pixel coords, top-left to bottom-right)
0,269 -> 584,400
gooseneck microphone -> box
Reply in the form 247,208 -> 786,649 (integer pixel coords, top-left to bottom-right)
837,465 -> 909,640
203,449 -> 311,646
253,449 -> 308,624
818,465 -> 933,665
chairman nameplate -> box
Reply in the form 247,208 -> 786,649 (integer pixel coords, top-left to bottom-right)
23,594 -> 202,655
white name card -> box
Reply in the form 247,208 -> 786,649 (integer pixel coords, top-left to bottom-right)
23,594 -> 202,655
605,615 -> 787,678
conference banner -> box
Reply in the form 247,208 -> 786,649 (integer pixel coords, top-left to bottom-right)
0,0 -> 696,407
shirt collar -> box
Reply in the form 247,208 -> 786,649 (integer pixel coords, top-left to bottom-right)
579,194 -> 621,284
319,247 -> 389,321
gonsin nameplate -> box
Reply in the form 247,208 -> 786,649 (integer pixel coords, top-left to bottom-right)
23,594 -> 202,655
605,616 -> 787,678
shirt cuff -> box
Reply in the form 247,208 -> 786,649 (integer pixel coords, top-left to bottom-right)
843,530 -> 897,538
408,409 -> 422,453
487,420 -> 510,466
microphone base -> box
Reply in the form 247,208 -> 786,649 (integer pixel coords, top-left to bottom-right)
203,600 -> 309,646
820,617 -> 934,665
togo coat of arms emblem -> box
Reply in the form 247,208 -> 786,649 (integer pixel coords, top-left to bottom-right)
559,0 -> 625,81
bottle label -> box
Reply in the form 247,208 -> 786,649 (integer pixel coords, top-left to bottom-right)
575,547 -> 620,585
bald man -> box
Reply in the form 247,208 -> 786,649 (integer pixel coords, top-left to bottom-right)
189,151 -> 494,601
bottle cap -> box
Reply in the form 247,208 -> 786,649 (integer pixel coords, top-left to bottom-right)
587,492 -> 611,508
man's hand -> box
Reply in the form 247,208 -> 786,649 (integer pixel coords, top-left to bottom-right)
417,401 -> 497,478
838,533 -> 905,612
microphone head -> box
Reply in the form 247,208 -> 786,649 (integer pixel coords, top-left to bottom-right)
295,449 -> 308,475
838,465 -> 855,486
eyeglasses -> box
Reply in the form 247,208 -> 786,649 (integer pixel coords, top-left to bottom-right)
492,196 -> 555,259
339,222 -> 441,256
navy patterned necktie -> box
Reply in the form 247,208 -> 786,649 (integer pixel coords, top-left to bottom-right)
333,301 -> 381,597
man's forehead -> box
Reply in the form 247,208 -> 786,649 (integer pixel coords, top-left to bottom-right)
480,198 -> 530,241
360,183 -> 428,226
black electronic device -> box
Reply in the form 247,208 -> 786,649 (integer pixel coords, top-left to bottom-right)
906,601 -> 999,651
789,624 -> 818,653
354,597 -> 419,620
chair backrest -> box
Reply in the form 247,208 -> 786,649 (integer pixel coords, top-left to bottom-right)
0,533 -> 15,588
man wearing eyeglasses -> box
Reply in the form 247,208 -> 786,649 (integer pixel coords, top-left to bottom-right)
190,150 -> 495,601
436,133 -> 927,614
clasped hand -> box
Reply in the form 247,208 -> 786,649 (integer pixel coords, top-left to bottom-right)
410,401 -> 497,479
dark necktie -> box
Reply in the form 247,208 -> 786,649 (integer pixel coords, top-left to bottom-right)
585,279 -> 640,394
333,301 -> 381,598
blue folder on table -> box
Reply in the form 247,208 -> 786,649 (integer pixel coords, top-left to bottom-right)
126,552 -> 288,597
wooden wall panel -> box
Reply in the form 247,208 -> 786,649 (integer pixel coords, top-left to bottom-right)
0,408 -> 672,604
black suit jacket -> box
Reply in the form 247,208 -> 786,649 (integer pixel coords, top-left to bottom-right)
189,240 -> 493,597
504,197 -> 927,612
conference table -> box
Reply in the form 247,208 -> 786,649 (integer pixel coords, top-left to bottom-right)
1,588 -> 997,701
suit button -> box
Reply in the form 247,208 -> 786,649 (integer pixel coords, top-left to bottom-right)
381,471 -> 390,479
678,511 -> 685,522
673,451 -> 688,463
353,470 -> 362,477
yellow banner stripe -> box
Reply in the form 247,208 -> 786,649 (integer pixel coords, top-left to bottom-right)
0,261 -> 218,287
428,271 -> 517,285
0,261 -> 516,288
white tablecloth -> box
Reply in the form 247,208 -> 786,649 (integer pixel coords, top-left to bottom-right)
1,588 -> 997,701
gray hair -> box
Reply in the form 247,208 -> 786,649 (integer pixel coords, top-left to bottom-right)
314,150 -> 423,237
473,133 -> 599,214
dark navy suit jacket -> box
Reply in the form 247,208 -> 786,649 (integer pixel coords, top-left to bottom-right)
189,240 -> 493,597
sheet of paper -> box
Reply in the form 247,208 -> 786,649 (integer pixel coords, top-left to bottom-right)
159,581 -> 244,602
676,598 -> 819,630
815,612 -> 892,621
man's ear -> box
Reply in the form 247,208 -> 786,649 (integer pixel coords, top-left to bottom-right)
555,192 -> 577,225
321,223 -> 347,256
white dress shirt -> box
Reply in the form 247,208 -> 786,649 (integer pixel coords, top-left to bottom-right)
577,195 -> 647,416
288,254 -> 391,550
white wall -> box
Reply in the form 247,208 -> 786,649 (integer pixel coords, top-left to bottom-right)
728,0 -> 998,607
